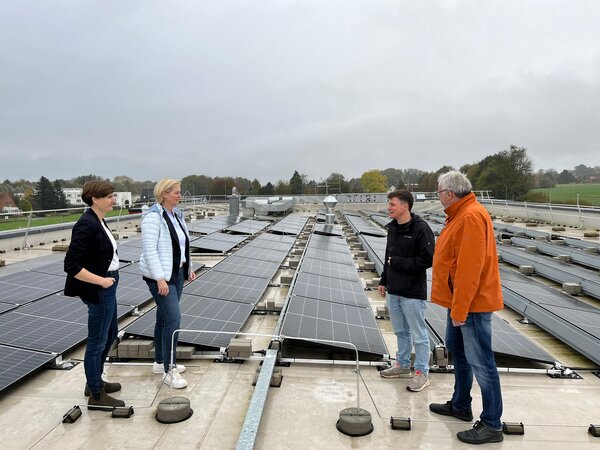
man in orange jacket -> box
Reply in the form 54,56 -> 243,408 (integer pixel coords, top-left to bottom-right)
429,171 -> 504,445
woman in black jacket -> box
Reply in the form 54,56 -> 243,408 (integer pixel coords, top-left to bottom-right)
64,180 -> 125,410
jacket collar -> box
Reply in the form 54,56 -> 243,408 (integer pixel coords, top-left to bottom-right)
444,192 -> 476,222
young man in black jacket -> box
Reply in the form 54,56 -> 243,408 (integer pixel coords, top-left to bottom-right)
378,190 -> 435,391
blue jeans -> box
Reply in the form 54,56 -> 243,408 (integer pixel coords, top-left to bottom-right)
85,271 -> 119,395
445,310 -> 503,429
147,269 -> 184,373
387,294 -> 431,375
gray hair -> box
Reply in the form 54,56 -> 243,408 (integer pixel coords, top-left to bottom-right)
438,171 -> 472,197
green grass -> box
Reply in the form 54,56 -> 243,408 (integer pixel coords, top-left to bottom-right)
530,183 -> 600,206
0,210 -> 125,232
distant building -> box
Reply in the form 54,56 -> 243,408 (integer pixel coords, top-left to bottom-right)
62,188 -> 131,207
62,188 -> 85,206
114,192 -> 132,207
0,193 -> 18,213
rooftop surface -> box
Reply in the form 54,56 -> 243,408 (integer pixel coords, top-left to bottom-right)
1,207 -> 599,449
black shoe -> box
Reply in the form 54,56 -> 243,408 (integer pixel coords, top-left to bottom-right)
87,388 -> 125,411
457,420 -> 504,444
429,400 -> 474,422
84,380 -> 121,396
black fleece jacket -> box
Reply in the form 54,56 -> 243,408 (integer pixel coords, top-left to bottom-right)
379,213 -> 435,299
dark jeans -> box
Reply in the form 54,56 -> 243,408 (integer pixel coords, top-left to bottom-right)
146,269 -> 184,373
85,271 -> 119,395
445,310 -> 503,429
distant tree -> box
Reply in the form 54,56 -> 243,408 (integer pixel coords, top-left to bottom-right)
33,176 -> 56,210
260,182 -> 274,195
20,198 -> 32,211
112,175 -> 135,192
250,179 -> 262,195
418,166 -> 454,191
474,145 -> 534,199
380,168 -> 405,189
400,168 -> 425,190
360,170 -> 387,192
557,169 -> 576,184
210,177 -> 237,196
289,171 -> 303,194
71,174 -> 105,187
325,172 -> 350,193
53,180 -> 68,209
304,179 -> 317,194
181,175 -> 212,196
235,177 -> 252,194
274,180 -> 290,195
348,177 -> 363,192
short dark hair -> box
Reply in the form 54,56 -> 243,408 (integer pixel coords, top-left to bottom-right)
81,180 -> 114,207
387,189 -> 414,211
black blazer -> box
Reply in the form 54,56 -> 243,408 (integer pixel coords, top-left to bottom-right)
64,208 -> 116,304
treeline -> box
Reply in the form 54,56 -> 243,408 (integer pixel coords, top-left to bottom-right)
2,146 -> 599,210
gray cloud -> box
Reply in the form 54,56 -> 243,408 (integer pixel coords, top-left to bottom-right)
1,1 -> 599,183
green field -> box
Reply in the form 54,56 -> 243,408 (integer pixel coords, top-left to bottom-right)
530,183 -> 600,206
0,210 -> 125,232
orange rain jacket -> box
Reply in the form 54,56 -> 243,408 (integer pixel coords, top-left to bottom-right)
431,192 -> 503,322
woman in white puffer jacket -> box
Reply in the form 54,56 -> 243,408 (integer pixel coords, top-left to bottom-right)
140,179 -> 196,389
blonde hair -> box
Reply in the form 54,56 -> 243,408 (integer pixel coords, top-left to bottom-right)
154,179 -> 181,204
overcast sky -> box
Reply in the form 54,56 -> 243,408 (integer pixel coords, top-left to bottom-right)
1,1 -> 599,183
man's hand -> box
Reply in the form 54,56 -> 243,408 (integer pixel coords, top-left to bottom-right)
378,285 -> 386,298
452,319 -> 466,327
99,277 -> 115,289
157,279 -> 169,296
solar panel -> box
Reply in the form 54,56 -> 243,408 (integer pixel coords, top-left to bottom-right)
292,272 -> 370,308
0,271 -> 66,293
0,303 -> 18,314
187,216 -> 239,234
14,294 -> 135,324
344,214 -> 386,237
0,275 -> 64,305
304,247 -> 355,266
254,232 -> 296,244
183,271 -> 270,305
225,219 -> 270,235
0,312 -> 88,353
0,345 -> 55,393
306,239 -> 352,254
125,295 -> 255,349
28,262 -> 67,277
424,302 -> 555,363
117,244 -> 142,262
270,215 -> 308,235
308,233 -> 346,245
281,296 -> 387,355
313,224 -> 343,236
245,238 -> 295,252
234,245 -> 289,263
190,234 -> 247,252
298,257 -> 361,282
212,256 -> 280,279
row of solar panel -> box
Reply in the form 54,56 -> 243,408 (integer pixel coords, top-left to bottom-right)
341,211 -> 557,364
279,228 -> 388,357
125,226 -> 306,349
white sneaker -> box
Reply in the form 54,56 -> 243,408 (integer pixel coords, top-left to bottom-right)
163,369 -> 188,389
152,362 -> 186,374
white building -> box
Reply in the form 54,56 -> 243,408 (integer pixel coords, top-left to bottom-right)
62,188 -> 85,206
62,188 -> 132,207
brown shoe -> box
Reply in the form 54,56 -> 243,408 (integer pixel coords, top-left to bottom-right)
84,380 -> 121,396
87,388 -> 125,411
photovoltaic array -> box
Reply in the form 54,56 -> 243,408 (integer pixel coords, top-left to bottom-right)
280,231 -> 388,358
125,217 -> 305,349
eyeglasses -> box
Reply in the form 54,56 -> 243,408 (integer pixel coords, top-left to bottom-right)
435,189 -> 450,197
